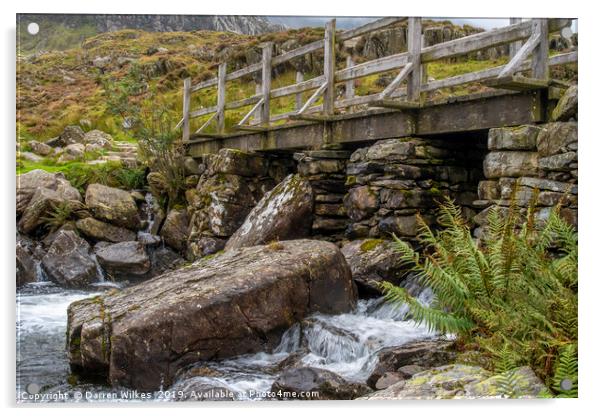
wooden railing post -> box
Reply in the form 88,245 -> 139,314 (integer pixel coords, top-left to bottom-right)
323,19 -> 336,116
254,81 -> 262,120
421,33 -> 428,83
261,42 -> 273,125
216,62 -> 227,133
407,17 -> 422,102
345,55 -> 355,100
182,77 -> 191,141
532,18 -> 549,80
509,18 -> 522,58
295,71 -> 304,110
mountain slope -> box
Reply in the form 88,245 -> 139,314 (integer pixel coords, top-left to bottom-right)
17,14 -> 286,54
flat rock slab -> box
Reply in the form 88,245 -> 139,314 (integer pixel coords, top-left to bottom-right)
67,239 -> 357,391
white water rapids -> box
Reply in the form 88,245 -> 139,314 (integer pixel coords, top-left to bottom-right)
16,280 -> 437,402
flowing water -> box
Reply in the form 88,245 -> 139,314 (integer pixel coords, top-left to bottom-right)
16,278 -> 437,402
17,191 -> 437,402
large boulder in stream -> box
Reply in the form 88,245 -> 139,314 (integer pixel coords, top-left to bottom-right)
85,184 -> 141,230
41,230 -> 98,287
340,238 -> 406,295
66,239 -> 356,391
225,174 -> 314,250
95,241 -> 151,278
271,367 -> 372,400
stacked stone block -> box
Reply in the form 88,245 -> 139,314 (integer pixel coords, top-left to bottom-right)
343,137 -> 485,240
295,150 -> 350,239
474,121 -> 578,236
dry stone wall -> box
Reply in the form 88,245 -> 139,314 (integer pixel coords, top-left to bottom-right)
342,137 -> 485,240
295,150 -> 351,239
474,121 -> 578,236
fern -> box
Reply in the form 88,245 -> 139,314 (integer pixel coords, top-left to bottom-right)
552,343 -> 578,398
381,196 -> 578,397
41,201 -> 74,231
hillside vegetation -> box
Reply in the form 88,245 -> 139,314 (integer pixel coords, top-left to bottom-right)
17,21 -> 577,152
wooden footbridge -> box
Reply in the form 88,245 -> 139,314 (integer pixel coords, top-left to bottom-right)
176,17 -> 577,157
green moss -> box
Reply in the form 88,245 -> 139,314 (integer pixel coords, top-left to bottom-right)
360,238 -> 385,252
345,175 -> 357,186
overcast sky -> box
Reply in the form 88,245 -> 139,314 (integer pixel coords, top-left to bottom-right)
267,16 -> 577,32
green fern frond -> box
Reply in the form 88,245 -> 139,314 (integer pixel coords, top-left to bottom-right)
552,343 -> 578,398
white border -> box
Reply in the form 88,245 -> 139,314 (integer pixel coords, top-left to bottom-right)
2,1 -> 598,415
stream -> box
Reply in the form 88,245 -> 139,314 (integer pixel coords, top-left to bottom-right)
16,278 -> 436,402
17,192 -> 437,402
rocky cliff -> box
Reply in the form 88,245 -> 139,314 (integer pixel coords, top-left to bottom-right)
19,14 -> 285,35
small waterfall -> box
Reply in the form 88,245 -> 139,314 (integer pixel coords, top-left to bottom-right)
91,254 -> 106,282
143,192 -> 156,234
34,260 -> 48,282
166,283 -> 438,400
138,192 -> 163,252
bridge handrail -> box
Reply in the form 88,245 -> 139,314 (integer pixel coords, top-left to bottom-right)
177,17 -> 576,140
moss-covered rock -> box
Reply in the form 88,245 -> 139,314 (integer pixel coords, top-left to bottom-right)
85,183 -> 141,230
75,217 -> 136,243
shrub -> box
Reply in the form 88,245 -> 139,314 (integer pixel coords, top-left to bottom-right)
41,201 -> 74,232
380,197 -> 578,397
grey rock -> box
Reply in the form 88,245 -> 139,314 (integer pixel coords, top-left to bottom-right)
19,152 -> 43,162
360,364 -> 490,400
28,140 -> 53,156
375,372 -> 405,390
477,180 -> 500,200
160,209 -> 189,253
539,152 -> 577,172
41,230 -> 97,287
340,239 -> 405,295
85,184 -> 141,230
57,143 -> 85,163
183,157 -> 201,175
397,364 -> 426,379
59,125 -> 86,145
551,85 -> 577,121
344,186 -> 379,221
96,241 -> 150,278
483,151 -> 539,178
75,217 -> 137,243
487,125 -> 540,150
536,122 -> 577,157
271,367 -> 372,400
366,339 -> 455,389
66,239 -> 356,391
225,174 -> 313,250
16,240 -> 37,286
208,148 -> 267,177
83,130 -> 113,149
